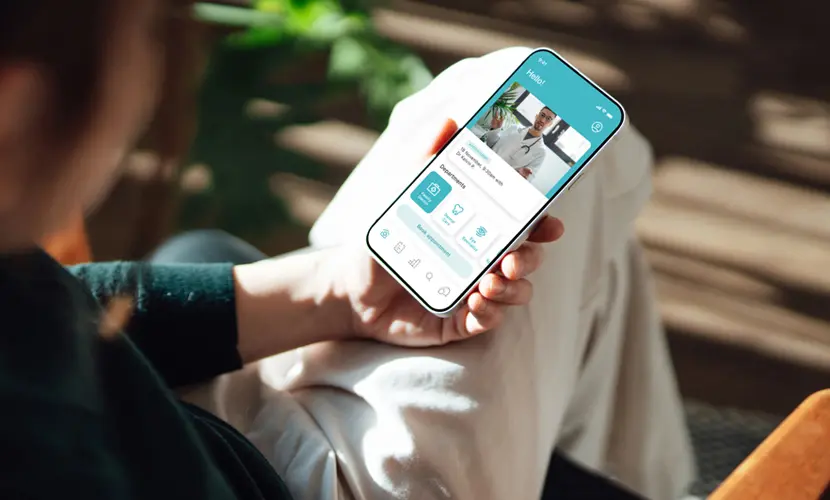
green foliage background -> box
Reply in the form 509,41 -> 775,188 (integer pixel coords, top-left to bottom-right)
184,0 -> 432,241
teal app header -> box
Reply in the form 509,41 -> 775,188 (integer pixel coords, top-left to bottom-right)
469,49 -> 624,198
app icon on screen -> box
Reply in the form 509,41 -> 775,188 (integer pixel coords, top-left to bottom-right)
411,171 -> 452,214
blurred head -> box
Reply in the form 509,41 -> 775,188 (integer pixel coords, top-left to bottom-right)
533,106 -> 555,132
0,0 -> 195,252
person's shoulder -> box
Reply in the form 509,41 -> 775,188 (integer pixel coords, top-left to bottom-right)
0,251 -> 105,412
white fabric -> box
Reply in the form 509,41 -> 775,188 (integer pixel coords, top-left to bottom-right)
184,47 -> 694,500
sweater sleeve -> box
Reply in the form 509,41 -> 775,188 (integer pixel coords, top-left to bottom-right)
69,262 -> 243,387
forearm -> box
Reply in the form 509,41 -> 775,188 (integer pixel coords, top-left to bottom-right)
71,262 -> 242,387
233,247 -> 354,364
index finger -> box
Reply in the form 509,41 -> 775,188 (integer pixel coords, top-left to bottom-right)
428,118 -> 460,157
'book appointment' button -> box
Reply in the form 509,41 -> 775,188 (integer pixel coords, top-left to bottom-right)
397,204 -> 472,278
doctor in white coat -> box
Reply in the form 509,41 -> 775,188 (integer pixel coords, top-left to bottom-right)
482,105 -> 556,180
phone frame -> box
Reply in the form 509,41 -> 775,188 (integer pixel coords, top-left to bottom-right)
366,47 -> 627,317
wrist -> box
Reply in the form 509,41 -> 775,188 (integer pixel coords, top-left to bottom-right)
320,245 -> 379,342
311,247 -> 361,340
233,249 -> 356,363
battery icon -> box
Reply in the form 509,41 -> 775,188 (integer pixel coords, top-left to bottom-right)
606,113 -> 613,119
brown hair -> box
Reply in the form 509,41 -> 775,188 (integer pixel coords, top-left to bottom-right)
0,0 -> 198,160
0,1 -> 113,148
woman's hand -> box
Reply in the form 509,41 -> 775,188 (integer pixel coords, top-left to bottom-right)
332,117 -> 563,346
333,217 -> 564,347
232,117 -> 564,362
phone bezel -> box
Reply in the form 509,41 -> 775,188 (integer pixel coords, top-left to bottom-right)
366,47 -> 627,317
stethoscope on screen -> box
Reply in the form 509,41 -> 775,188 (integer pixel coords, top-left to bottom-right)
520,137 -> 543,155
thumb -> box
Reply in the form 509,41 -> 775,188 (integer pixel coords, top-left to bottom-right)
427,118 -> 459,158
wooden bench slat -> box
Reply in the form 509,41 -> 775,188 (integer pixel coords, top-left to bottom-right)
377,1 -> 742,98
275,121 -> 379,170
638,199 -> 830,295
751,92 -> 830,160
656,275 -> 830,370
373,7 -> 629,92
402,0 -> 749,50
654,157 -> 830,241
741,143 -> 830,189
647,248 -> 779,302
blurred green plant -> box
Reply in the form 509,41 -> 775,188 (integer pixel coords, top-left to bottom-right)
182,0 -> 432,241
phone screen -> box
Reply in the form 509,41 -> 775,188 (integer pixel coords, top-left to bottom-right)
367,48 -> 625,313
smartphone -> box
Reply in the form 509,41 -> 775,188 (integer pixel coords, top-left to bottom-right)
366,47 -> 626,317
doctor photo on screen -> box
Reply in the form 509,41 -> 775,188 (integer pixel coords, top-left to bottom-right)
482,106 -> 556,180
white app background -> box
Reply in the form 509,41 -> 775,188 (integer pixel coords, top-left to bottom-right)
432,191 -> 474,236
457,215 -> 500,257
371,128 -> 549,310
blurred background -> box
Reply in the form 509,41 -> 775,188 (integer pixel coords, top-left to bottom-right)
55,0 -> 830,496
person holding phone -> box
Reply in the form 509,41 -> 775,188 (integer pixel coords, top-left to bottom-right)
0,2 -> 569,500
306,47 -> 694,500
482,105 -> 556,180
0,2 -> 693,500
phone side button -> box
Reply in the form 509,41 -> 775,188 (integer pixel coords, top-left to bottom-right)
568,171 -> 588,191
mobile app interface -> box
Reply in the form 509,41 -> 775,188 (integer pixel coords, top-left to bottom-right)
369,49 -> 624,311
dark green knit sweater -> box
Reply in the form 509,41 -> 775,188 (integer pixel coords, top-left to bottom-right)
0,249 -> 292,499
